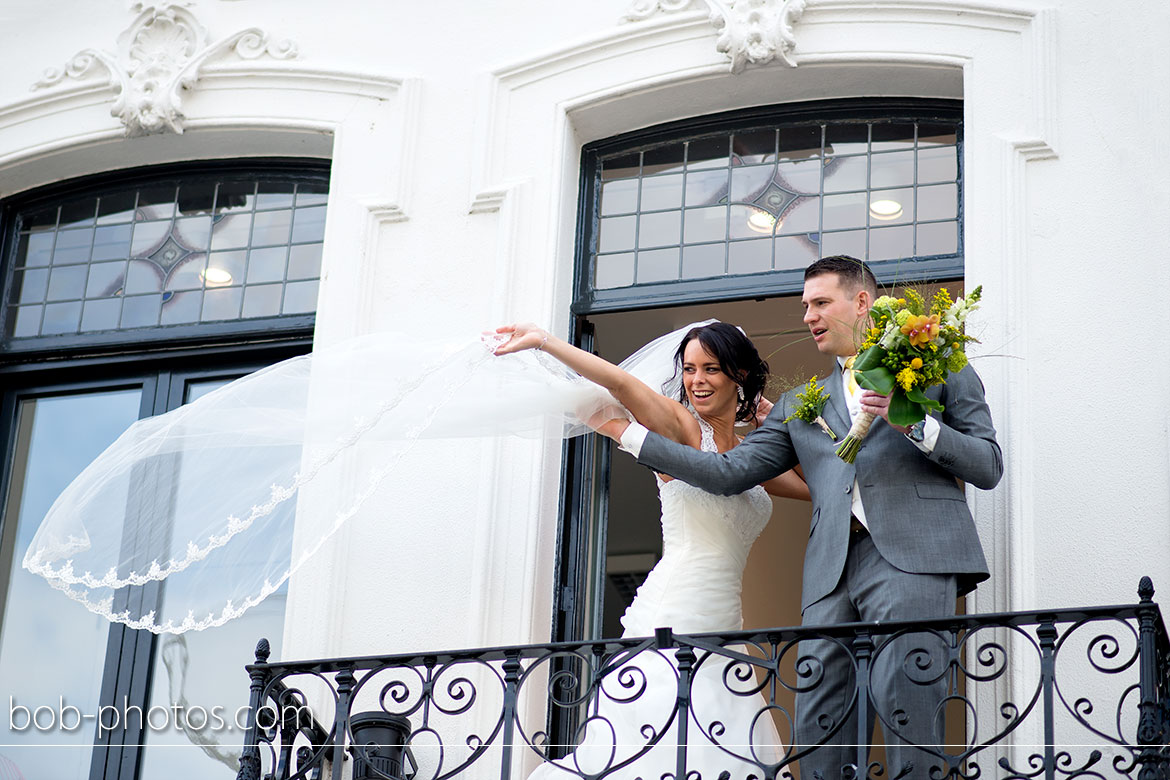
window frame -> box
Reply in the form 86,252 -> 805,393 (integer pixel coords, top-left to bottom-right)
556,98 -> 966,648
0,158 -> 330,363
0,340 -> 310,780
572,98 -> 964,315
0,158 -> 324,780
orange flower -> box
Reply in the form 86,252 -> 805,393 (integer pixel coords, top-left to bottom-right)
900,313 -> 940,348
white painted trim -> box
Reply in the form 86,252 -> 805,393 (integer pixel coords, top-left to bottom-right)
0,60 -> 422,661
463,16 -> 1060,765
0,66 -> 410,196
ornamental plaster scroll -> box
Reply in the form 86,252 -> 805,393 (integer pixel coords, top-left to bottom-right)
624,0 -> 806,73
32,1 -> 297,137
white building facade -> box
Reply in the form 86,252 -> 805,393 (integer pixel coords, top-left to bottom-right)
0,1 -> 1167,779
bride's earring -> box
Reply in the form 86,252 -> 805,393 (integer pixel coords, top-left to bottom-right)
737,385 -> 745,401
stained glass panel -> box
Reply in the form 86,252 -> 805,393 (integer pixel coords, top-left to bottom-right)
589,118 -> 960,291
5,173 -> 328,341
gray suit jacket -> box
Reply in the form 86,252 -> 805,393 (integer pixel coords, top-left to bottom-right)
636,363 -> 1002,611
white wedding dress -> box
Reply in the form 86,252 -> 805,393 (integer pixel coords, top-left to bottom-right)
530,414 -> 785,780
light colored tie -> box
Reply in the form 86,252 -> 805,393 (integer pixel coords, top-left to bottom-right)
843,355 -> 860,397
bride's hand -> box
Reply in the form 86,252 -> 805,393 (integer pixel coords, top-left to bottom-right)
491,323 -> 550,355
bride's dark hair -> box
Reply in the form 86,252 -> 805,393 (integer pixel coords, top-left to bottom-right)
670,322 -> 770,423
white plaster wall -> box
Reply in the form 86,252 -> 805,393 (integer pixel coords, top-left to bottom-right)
0,0 -> 1168,764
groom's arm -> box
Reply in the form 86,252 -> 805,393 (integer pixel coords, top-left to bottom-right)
919,364 -> 1002,490
622,407 -> 798,496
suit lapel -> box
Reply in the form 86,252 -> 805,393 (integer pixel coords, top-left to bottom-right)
823,363 -> 851,437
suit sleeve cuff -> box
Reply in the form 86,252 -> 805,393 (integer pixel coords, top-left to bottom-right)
619,421 -> 650,456
909,415 -> 941,453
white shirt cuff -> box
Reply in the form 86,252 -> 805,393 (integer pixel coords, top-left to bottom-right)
618,421 -> 650,457
909,415 -> 941,453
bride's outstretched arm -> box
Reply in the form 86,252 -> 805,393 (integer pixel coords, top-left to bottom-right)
493,323 -> 699,447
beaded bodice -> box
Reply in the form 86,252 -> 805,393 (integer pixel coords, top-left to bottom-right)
620,414 -> 773,636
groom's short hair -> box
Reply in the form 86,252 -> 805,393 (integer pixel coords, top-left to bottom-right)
805,255 -> 878,297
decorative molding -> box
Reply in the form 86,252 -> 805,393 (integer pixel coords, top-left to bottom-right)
31,1 -> 297,137
469,187 -> 512,215
624,0 -> 697,21
360,202 -> 409,225
625,0 -> 806,72
469,14 -> 718,214
1011,138 -> 1057,162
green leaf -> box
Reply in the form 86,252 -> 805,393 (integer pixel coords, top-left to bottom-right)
888,391 -> 926,427
852,346 -> 886,372
855,367 -> 895,395
905,387 -> 945,413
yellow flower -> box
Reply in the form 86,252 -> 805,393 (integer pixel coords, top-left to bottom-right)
900,313 -> 940,348
931,287 -> 954,315
896,367 -> 918,391
910,357 -> 923,369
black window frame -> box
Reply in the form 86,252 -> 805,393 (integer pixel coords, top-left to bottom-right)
0,158 -> 325,780
0,158 -> 330,364
572,97 -> 964,316
556,98 -> 966,646
0,340 -> 312,780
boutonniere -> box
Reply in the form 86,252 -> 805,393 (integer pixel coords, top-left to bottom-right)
783,376 -> 837,440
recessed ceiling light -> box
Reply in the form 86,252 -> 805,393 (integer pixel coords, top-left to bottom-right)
869,199 -> 903,221
747,209 -> 777,234
201,267 -> 233,286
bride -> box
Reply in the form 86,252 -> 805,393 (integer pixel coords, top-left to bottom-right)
493,321 -> 808,779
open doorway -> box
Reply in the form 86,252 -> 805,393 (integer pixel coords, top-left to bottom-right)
577,280 -> 969,762
589,294 -> 821,639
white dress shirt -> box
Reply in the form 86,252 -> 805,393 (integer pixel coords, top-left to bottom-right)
838,356 -> 938,528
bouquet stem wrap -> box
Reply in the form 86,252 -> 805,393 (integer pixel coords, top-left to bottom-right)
835,411 -> 875,463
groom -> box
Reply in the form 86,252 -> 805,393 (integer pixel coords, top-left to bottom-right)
616,256 -> 1002,779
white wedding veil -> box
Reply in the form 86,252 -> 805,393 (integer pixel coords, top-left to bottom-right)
24,320 -> 715,634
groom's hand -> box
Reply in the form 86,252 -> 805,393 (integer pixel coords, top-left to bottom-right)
859,390 -> 912,435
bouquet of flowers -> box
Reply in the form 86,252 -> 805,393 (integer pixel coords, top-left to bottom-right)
836,286 -> 982,463
783,376 -> 836,440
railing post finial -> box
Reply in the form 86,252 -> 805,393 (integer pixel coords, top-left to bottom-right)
237,637 -> 273,780
1134,577 -> 1165,780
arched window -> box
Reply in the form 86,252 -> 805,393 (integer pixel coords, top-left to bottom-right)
574,99 -> 962,314
558,100 -> 963,643
3,161 -> 328,353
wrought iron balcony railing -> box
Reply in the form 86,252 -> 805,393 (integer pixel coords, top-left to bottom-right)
235,578 -> 1170,780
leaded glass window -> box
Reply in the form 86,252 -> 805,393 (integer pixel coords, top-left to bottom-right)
577,104 -> 962,312
3,166 -> 328,346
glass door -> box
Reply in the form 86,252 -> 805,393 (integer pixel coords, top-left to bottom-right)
0,358 -> 299,780
136,373 -> 289,779
0,386 -> 147,780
